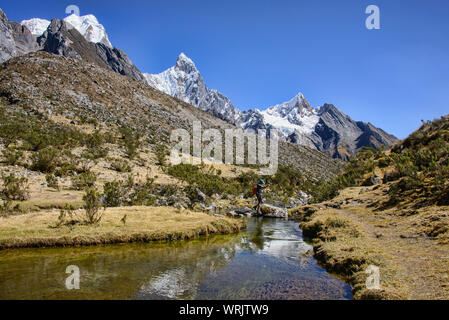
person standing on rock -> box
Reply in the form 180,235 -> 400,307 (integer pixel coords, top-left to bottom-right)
253,179 -> 267,215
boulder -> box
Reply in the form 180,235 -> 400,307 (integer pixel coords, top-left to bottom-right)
259,204 -> 287,218
297,190 -> 310,205
362,175 -> 382,186
195,188 -> 207,202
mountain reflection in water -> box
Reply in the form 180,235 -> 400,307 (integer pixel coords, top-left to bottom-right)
0,218 -> 351,300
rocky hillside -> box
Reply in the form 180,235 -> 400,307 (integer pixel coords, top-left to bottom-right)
0,9 -> 38,63
312,115 -> 449,205
290,115 -> 449,300
145,53 -> 398,159
0,51 -> 341,180
0,8 -> 143,81
1,7 -> 396,161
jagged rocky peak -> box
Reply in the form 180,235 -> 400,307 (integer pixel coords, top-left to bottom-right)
143,53 -> 398,158
21,13 -> 112,48
64,14 -> 112,48
175,52 -> 197,73
0,8 -> 38,63
266,92 -> 313,117
144,52 -> 240,124
36,17 -> 144,81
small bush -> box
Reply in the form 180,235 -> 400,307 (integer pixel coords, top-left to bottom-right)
54,205 -> 79,228
81,147 -> 108,160
84,130 -> 104,149
103,181 -> 125,208
155,144 -> 167,166
30,147 -> 59,173
71,171 -> 97,190
46,174 -> 60,190
0,200 -> 12,217
83,187 -> 103,224
120,127 -> 141,160
2,147 -> 23,166
1,173 -> 29,201
111,159 -> 132,173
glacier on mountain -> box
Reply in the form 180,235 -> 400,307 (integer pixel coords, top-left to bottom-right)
144,53 -> 241,124
20,18 -> 50,36
144,53 -> 398,159
21,14 -> 112,48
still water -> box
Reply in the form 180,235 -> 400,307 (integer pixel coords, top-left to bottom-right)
0,218 -> 352,300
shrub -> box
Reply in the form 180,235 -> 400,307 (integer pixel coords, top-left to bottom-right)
111,159 -> 132,173
155,144 -> 167,166
1,173 -> 29,201
0,200 -> 12,217
120,127 -> 141,160
130,187 -> 156,206
2,147 -> 23,166
30,147 -> 59,173
84,130 -> 104,149
377,157 -> 392,168
103,181 -> 125,208
81,147 -> 108,160
71,171 -> 97,190
54,205 -> 79,228
46,174 -> 60,190
83,187 -> 103,224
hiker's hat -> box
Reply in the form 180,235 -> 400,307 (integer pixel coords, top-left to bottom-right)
259,179 -> 265,184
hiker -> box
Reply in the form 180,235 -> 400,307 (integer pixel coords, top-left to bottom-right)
253,179 -> 267,215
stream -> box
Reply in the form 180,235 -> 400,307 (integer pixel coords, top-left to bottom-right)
0,217 -> 352,300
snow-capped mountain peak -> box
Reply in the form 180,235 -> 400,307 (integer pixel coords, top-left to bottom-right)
144,54 -> 398,159
21,14 -> 112,48
265,92 -> 313,118
176,52 -> 195,67
20,18 -> 51,36
64,14 -> 112,48
144,53 -> 240,124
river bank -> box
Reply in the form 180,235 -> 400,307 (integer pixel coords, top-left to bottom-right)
0,206 -> 246,250
0,217 -> 351,299
290,185 -> 449,300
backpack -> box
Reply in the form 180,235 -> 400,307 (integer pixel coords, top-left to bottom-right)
252,185 -> 258,195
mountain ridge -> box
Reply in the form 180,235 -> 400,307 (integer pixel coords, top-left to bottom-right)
1,8 -> 398,160
145,53 -> 398,159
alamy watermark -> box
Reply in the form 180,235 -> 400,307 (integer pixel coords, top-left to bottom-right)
65,265 -> 80,290
65,5 -> 80,16
170,121 -> 279,175
365,5 -> 380,30
365,265 -> 381,290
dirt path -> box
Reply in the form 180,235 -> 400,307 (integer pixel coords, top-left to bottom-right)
336,208 -> 449,299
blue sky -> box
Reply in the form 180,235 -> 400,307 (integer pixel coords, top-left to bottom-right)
2,0 -> 449,139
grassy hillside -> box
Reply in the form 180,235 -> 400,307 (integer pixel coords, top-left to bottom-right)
310,115 -> 449,205
290,115 -> 449,300
0,52 -> 345,221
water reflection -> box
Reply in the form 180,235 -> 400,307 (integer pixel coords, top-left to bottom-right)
0,218 -> 351,300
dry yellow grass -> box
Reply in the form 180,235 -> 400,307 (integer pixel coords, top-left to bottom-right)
0,206 -> 246,250
292,184 -> 449,300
